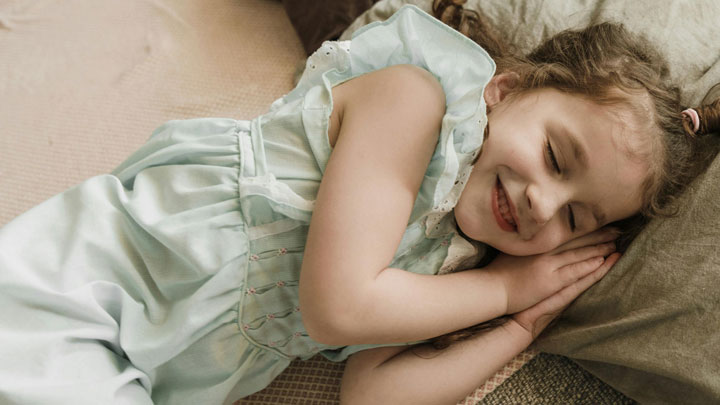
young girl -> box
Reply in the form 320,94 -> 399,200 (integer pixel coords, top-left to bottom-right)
0,4 -> 717,405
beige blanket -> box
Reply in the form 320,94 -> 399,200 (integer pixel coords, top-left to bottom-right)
0,0 -> 304,226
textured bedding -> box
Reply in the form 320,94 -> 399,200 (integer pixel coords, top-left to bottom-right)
345,1 -> 720,403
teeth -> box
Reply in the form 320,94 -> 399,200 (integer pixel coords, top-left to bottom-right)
497,184 -> 516,226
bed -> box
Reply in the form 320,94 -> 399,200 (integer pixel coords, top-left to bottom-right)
2,0 -> 719,403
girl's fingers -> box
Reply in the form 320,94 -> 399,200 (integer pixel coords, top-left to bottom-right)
514,253 -> 620,337
555,241 -> 616,268
551,252 -> 620,310
550,227 -> 619,254
556,254 -> 605,287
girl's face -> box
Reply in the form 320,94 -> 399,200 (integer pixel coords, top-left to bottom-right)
455,76 -> 649,256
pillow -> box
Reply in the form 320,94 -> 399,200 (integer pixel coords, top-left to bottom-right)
341,0 -> 720,105
282,0 -> 379,55
342,1 -> 720,403
538,142 -> 720,403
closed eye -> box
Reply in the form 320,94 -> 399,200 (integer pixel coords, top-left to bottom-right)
546,140 -> 561,173
568,205 -> 576,232
547,140 -> 575,231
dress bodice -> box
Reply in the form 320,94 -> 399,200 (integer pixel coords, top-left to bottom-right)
237,5 -> 495,361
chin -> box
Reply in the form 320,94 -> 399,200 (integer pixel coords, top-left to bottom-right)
456,222 -> 519,256
453,210 -> 483,241
487,242 -> 533,257
486,237 -> 557,257
487,240 -> 526,256
454,205 -> 558,256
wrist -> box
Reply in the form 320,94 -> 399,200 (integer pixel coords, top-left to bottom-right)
484,264 -> 511,315
503,318 -> 536,345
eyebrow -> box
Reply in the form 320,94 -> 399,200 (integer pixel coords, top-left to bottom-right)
564,128 -> 589,170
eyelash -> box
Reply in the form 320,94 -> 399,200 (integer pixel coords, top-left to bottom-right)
545,140 -> 576,232
545,140 -> 561,173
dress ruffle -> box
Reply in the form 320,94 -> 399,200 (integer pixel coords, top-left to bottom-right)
290,6 -> 495,239
302,5 -> 495,362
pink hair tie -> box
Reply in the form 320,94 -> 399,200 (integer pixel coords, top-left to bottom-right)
682,108 -> 700,133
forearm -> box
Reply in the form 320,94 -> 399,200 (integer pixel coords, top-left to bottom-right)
308,267 -> 507,345
340,320 -> 533,405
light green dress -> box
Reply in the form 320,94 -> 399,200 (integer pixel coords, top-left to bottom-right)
0,6 -> 494,404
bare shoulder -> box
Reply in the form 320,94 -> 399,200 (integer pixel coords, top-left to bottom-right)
336,64 -> 445,108
300,65 -> 447,344
327,64 -> 446,147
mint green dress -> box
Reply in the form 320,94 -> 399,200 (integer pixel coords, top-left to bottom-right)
0,6 -> 494,404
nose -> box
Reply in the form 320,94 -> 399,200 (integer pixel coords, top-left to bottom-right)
525,182 -> 565,226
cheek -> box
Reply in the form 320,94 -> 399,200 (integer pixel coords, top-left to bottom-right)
517,224 -> 569,255
480,141 -> 536,177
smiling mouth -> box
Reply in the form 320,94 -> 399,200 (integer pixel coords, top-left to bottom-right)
492,177 -> 518,232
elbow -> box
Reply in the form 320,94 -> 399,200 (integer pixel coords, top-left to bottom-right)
300,294 -> 365,346
299,266 -> 377,345
303,318 -> 347,346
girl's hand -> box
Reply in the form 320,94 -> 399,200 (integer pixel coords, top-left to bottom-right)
511,252 -> 622,338
486,228 -> 619,314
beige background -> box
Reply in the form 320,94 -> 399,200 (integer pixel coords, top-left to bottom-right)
0,0 -> 305,225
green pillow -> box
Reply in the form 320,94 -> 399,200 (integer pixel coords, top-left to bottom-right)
539,146 -> 720,403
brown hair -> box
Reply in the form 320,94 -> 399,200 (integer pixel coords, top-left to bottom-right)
431,0 -> 720,349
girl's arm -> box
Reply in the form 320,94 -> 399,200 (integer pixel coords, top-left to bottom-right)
341,321 -> 532,405
299,64 -> 616,346
339,253 -> 620,405
300,64 -> 508,345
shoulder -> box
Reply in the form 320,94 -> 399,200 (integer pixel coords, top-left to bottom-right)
382,64 -> 445,97
338,64 -> 445,112
328,64 -> 446,147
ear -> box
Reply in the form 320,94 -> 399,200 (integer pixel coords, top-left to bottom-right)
484,72 -> 520,108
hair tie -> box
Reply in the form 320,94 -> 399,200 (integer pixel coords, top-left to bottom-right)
682,108 -> 700,133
